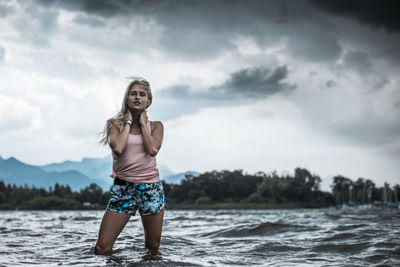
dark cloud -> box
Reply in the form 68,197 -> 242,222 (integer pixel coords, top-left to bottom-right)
211,65 -> 294,98
35,0 -> 135,18
17,0 -> 398,66
153,65 -> 294,120
151,0 -> 344,62
31,0 -> 345,62
163,65 -> 294,100
35,0 -> 279,20
311,0 -> 400,33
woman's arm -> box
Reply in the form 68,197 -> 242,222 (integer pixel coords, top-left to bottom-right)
108,112 -> 132,155
140,111 -> 164,157
108,124 -> 130,156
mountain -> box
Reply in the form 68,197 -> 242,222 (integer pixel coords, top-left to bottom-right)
40,156 -> 113,183
39,155 -> 195,184
0,155 -> 200,191
0,156 -> 110,191
163,171 -> 200,184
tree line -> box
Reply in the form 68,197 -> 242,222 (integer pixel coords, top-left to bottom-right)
0,167 -> 399,210
0,181 -> 109,210
331,176 -> 399,207
163,168 -> 333,207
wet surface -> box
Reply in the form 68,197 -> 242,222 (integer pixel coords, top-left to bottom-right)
0,207 -> 399,266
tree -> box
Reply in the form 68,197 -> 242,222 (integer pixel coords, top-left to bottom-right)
331,175 -> 353,205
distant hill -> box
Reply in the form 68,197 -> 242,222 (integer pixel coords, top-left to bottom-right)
163,171 -> 200,184
0,156 -> 110,191
39,155 -> 192,184
40,156 -> 113,183
0,155 -> 199,191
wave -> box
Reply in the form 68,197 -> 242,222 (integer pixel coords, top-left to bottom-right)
312,242 -> 370,254
333,224 -> 367,231
319,232 -> 358,242
249,242 -> 304,254
200,221 -> 320,238
72,216 -> 98,221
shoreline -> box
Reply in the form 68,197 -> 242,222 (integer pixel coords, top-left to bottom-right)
165,202 -> 332,210
0,202 -> 332,211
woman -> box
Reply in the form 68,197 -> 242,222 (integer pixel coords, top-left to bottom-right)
95,77 -> 166,256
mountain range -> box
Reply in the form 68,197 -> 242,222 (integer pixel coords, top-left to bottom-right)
0,155 -> 198,191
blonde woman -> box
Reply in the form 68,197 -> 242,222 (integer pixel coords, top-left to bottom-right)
95,77 -> 165,256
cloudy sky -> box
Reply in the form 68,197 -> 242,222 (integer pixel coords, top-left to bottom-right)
0,0 -> 399,190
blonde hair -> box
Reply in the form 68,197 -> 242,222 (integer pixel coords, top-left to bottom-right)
98,77 -> 153,146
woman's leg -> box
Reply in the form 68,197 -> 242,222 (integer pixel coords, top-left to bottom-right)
140,208 -> 165,251
95,210 -> 131,255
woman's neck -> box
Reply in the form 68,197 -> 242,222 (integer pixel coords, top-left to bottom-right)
130,110 -> 142,124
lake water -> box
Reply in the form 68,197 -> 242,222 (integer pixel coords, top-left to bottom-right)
0,207 -> 399,266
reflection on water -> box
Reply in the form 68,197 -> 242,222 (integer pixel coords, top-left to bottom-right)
0,207 -> 399,266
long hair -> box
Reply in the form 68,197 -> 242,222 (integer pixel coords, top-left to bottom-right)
98,77 -> 153,146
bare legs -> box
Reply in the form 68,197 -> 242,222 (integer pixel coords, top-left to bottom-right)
95,210 -> 131,255
94,208 -> 165,255
141,208 -> 165,252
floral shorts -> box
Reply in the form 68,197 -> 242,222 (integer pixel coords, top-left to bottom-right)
106,178 -> 166,216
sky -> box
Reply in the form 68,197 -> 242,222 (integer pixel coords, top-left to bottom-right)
0,0 -> 399,191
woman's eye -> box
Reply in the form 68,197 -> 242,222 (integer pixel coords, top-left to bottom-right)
140,92 -> 146,96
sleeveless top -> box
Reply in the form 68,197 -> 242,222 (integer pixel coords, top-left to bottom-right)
110,120 -> 160,184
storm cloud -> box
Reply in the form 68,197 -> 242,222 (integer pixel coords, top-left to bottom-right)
16,0 -> 397,67
153,65 -> 295,120
28,0 -> 342,62
210,65 -> 294,98
1,0 -> 399,186
311,0 -> 400,33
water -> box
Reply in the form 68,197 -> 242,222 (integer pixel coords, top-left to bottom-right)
1,207 -> 399,266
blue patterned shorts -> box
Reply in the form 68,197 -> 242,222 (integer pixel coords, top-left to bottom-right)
106,178 -> 166,216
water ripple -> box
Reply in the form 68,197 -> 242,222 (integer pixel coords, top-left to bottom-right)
0,208 -> 399,266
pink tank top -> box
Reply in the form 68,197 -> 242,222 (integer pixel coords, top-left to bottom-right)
110,120 -> 160,184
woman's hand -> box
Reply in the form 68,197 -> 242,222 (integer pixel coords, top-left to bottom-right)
139,110 -> 148,126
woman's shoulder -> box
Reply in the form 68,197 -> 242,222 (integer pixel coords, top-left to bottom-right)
107,117 -> 124,132
108,117 -> 122,125
150,120 -> 164,130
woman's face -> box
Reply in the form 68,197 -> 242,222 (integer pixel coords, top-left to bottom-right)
127,84 -> 149,111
